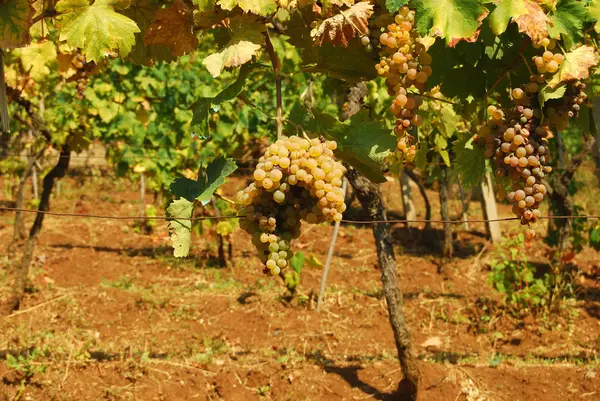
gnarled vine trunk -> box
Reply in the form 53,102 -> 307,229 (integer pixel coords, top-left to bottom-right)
438,166 -> 453,258
549,135 -> 596,256
11,149 -> 44,245
1,145 -> 71,315
346,168 -> 420,399
340,81 -> 419,399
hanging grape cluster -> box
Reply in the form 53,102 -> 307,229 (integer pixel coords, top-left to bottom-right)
479,40 -> 589,238
236,136 -> 347,276
374,6 -> 431,162
70,53 -> 90,100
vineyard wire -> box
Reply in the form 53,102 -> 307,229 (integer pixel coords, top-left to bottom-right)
1,207 -> 599,225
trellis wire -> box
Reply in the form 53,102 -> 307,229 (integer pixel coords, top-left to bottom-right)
1,207 -> 599,225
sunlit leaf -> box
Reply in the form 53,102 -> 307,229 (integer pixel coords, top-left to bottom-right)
217,0 -> 277,16
488,0 -> 549,43
547,46 -> 600,88
202,17 -> 265,77
167,198 -> 194,257
412,0 -> 488,47
56,0 -> 140,62
16,41 -> 57,81
311,2 -> 373,47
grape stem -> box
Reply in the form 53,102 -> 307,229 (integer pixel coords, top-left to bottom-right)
485,41 -> 529,98
214,193 -> 236,205
263,31 -> 283,139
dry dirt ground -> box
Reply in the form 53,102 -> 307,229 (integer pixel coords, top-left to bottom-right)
0,173 -> 599,401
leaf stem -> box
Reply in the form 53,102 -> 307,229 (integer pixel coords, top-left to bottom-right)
214,193 -> 236,205
263,31 -> 283,139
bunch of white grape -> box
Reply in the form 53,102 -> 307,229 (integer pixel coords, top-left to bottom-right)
236,136 -> 347,276
374,6 -> 431,162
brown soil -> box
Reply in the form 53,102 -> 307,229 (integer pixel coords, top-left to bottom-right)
0,175 -> 599,401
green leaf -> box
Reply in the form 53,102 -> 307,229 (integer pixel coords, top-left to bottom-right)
548,0 -> 586,50
216,221 -> 234,236
16,41 -> 57,81
590,223 -> 600,251
538,83 -> 566,109
288,105 -> 395,183
0,0 -> 33,49
385,0 -> 409,13
289,251 -> 305,274
202,16 -> 265,77
170,156 -> 237,205
488,0 -> 549,42
193,0 -> 216,12
307,253 -> 323,268
217,0 -> 277,16
190,63 -> 265,138
56,0 -> 141,62
412,0 -> 488,46
167,198 -> 194,257
587,0 -> 600,33
453,133 -> 486,189
438,149 -> 451,167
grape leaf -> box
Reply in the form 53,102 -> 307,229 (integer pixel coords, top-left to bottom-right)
17,41 -> 57,81
55,0 -> 140,62
288,104 -> 395,183
193,0 -> 216,12
548,0 -> 586,50
590,223 -> 600,251
538,83 -> 566,109
217,0 -> 277,16
166,198 -> 194,257
488,0 -> 549,43
120,0 -> 175,64
289,251 -> 305,274
287,9 -> 377,81
190,63 -> 265,138
311,2 -> 373,47
587,0 -> 600,33
202,17 -> 265,78
412,0 -> 488,46
385,0 -> 409,13
0,0 -> 34,49
170,156 -> 238,205
144,0 -> 198,57
547,46 -> 600,88
453,133 -> 486,189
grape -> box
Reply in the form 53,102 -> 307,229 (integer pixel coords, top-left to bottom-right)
376,8 -> 429,162
237,136 -> 346,275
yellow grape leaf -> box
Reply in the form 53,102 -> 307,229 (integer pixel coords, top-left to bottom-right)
55,0 -> 140,62
0,0 -> 34,48
217,0 -> 277,16
311,2 -> 373,47
547,45 -> 600,88
30,0 -> 50,39
202,17 -> 265,78
144,0 -> 198,57
489,0 -> 549,43
16,40 -> 57,81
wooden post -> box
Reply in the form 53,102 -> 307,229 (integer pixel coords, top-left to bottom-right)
481,172 -> 501,244
438,167 -> 453,258
400,171 -> 416,226
317,177 -> 348,312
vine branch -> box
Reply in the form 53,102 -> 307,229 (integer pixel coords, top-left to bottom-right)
263,31 -> 283,139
